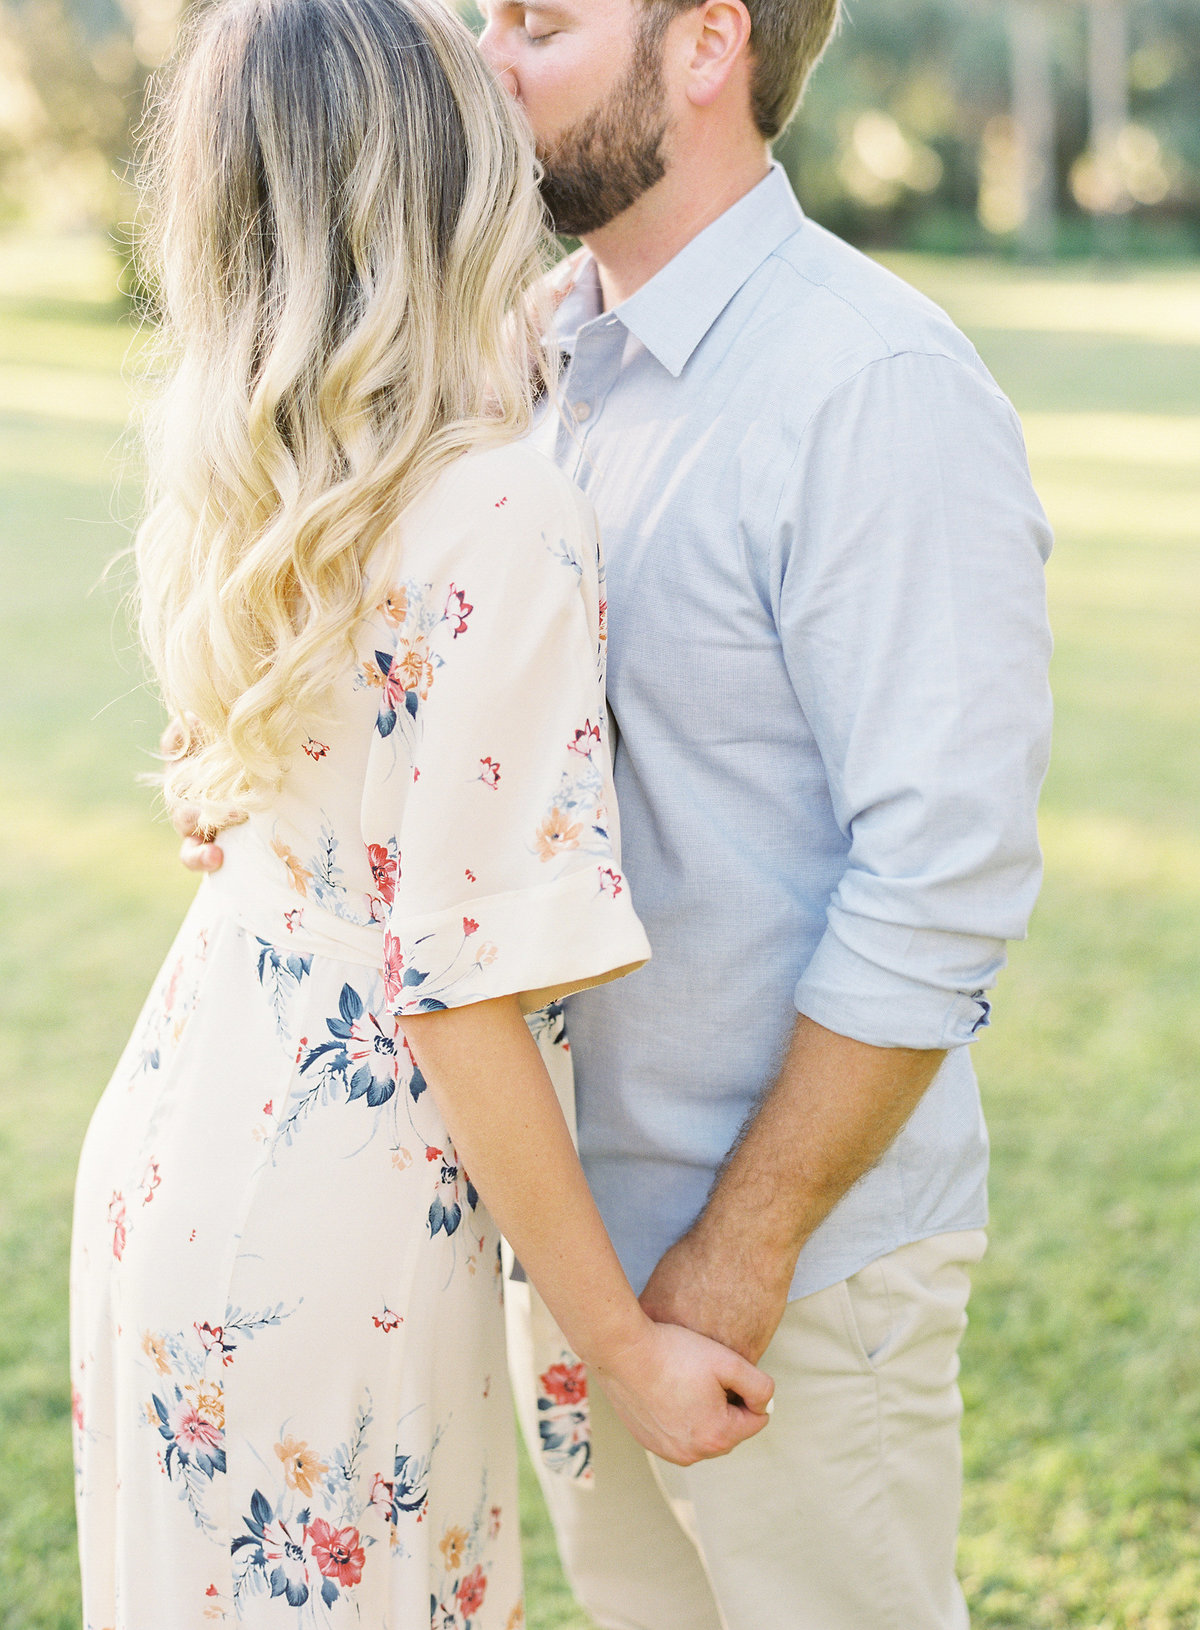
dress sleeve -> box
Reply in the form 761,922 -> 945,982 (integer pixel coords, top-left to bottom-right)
361,451 -> 651,1017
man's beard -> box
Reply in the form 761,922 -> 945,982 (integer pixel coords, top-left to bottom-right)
536,22 -> 670,237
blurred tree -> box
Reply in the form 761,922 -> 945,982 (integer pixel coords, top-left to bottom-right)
1007,1 -> 1057,259
0,0 -> 1196,255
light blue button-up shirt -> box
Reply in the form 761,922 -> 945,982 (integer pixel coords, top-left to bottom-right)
532,164 -> 1053,1299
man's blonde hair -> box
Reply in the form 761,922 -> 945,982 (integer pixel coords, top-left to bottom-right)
646,0 -> 839,140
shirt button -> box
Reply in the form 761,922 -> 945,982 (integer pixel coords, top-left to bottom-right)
573,401 -> 591,422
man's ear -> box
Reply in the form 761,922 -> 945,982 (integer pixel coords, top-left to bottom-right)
680,0 -> 753,110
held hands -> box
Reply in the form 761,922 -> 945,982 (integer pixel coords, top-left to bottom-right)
640,1226 -> 794,1366
594,1315 -> 774,1467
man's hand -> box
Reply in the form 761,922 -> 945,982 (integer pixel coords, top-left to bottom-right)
640,1016 -> 947,1365
640,1225 -> 791,1365
159,716 -> 243,873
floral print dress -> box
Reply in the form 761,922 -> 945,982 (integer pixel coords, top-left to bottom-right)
70,441 -> 651,1630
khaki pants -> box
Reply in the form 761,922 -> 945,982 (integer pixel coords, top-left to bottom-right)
507,1229 -> 987,1630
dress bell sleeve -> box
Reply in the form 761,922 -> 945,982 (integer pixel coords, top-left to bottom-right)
360,450 -> 651,1018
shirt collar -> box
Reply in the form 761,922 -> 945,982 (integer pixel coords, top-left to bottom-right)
567,162 -> 804,379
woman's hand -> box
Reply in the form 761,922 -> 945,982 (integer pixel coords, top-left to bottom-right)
594,1316 -> 774,1467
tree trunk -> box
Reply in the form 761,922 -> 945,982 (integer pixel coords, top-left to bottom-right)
1087,0 -> 1131,254
1008,1 -> 1057,261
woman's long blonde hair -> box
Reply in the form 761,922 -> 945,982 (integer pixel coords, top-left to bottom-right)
135,0 -> 552,816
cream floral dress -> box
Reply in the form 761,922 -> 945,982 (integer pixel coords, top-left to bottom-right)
70,442 -> 651,1630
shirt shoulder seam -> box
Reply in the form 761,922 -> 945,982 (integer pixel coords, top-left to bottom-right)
764,344 -> 1013,547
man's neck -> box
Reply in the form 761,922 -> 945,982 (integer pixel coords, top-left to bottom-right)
583,137 -> 771,311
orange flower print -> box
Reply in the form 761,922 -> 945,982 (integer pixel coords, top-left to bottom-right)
275,1434 -> 329,1498
394,637 -> 434,700
536,808 -> 582,862
142,1330 -> 171,1376
378,587 -> 408,627
438,1526 -> 468,1570
302,737 -> 329,760
190,1382 -> 225,1432
272,838 -> 313,898
506,1606 -> 526,1630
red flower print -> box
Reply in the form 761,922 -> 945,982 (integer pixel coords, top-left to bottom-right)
597,868 -> 623,898
465,868 -> 476,882
302,737 -> 329,760
495,495 -> 508,508
463,917 -> 478,937
71,1386 -> 83,1431
307,1519 -> 365,1588
373,1306 -> 402,1331
478,757 -> 500,790
206,1584 -> 219,1597
195,1321 -> 237,1364
456,1565 -> 487,1618
284,908 -> 304,934
382,933 -> 405,1006
367,842 -> 398,906
488,1504 -> 502,1539
445,583 -> 473,638
425,1145 -> 443,1163
569,721 -> 601,756
140,1160 -> 161,1205
174,1405 -> 222,1453
107,1192 -> 126,1260
540,1361 -> 588,1407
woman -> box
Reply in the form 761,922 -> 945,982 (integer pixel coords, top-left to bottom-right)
68,0 -> 772,1624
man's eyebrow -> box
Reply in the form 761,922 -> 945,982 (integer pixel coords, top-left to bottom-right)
520,0 -> 572,15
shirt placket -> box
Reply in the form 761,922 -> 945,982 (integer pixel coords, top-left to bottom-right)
553,316 -> 627,492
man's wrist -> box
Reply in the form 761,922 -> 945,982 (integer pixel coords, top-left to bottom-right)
685,1196 -> 805,1295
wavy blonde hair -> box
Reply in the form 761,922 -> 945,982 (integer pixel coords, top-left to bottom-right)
135,0 -> 552,817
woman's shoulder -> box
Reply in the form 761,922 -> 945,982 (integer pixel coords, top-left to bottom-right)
433,438 -> 588,524
406,438 -> 596,580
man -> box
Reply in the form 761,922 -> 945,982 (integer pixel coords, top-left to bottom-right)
182,2 -> 1053,1624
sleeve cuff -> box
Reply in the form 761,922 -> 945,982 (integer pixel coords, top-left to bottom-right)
793,918 -> 1004,1049
387,863 -> 651,1017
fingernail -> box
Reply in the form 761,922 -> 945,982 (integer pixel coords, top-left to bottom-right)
765,1398 -> 774,1415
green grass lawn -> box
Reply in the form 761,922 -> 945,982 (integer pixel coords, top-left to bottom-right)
1,234 -> 1198,1629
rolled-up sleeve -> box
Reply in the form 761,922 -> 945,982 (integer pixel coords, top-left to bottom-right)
777,350 -> 1053,1049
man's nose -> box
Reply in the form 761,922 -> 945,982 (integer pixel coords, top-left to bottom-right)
477,27 -> 520,98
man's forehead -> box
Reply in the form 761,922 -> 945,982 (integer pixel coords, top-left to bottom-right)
482,0 -> 598,20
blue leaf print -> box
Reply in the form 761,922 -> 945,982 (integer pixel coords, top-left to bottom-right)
339,983 -> 364,1023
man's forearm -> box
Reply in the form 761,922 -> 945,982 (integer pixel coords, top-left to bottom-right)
699,1014 -> 945,1266
640,1013 -> 946,1361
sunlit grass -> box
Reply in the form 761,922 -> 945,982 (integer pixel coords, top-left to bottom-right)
2,233 -> 1198,1629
